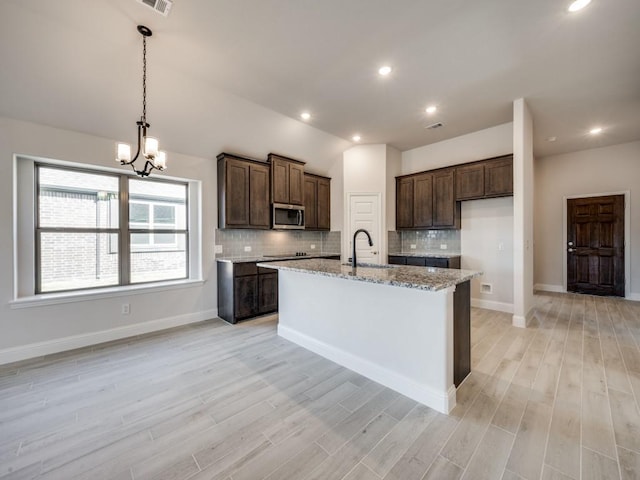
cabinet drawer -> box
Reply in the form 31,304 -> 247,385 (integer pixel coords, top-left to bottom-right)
388,255 -> 407,265
258,265 -> 276,275
424,258 -> 449,268
234,262 -> 258,277
406,257 -> 427,266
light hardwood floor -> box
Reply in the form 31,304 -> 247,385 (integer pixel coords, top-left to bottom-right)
1,293 -> 640,480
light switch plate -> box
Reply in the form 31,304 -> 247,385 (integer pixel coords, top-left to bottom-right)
310,244 -> 316,249
244,246 -> 252,252
410,244 -> 417,249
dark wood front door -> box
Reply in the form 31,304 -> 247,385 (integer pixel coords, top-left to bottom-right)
567,195 -> 624,296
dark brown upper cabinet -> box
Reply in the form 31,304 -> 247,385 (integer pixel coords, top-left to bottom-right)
432,167 -> 460,229
455,155 -> 513,201
396,169 -> 459,230
217,153 -> 270,229
396,172 -> 435,229
304,173 -> 331,231
268,153 -> 305,205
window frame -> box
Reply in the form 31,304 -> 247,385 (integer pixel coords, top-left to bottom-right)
34,163 -> 190,294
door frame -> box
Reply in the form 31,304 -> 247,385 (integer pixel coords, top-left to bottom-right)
562,190 -> 630,298
344,192 -> 384,264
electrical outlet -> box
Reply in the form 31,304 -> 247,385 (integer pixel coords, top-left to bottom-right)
214,245 -> 223,254
440,244 -> 448,250
310,244 -> 316,250
244,246 -> 252,252
410,244 -> 417,249
121,303 -> 130,315
480,283 -> 493,294
498,242 -> 504,251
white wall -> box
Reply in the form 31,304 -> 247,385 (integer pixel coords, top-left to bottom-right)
535,141 -> 640,299
401,123 -> 513,174
512,99 -> 535,326
385,145 -> 402,232
1,113 -> 349,362
400,124 -> 515,311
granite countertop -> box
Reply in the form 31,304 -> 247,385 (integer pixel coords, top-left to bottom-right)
388,252 -> 461,259
258,258 -> 481,292
216,253 -> 341,264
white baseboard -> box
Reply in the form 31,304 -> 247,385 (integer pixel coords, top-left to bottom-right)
627,293 -> 640,302
534,284 -> 564,293
471,298 -> 513,313
278,324 -> 455,414
0,309 -> 218,365
512,306 -> 535,329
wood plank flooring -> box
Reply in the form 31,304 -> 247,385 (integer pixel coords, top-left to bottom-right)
1,292 -> 639,479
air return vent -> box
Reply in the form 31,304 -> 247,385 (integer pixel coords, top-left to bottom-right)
137,0 -> 173,16
425,122 -> 444,130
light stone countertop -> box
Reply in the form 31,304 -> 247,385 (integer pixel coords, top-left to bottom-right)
216,253 -> 340,264
388,251 -> 461,259
258,258 -> 481,292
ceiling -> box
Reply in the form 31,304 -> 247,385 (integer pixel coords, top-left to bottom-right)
1,0 -> 639,158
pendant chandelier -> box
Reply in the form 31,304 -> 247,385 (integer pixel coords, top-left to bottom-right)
116,25 -> 166,177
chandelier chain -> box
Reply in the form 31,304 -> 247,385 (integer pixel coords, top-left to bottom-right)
142,35 -> 147,123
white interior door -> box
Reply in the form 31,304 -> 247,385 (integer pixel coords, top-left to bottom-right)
348,194 -> 381,265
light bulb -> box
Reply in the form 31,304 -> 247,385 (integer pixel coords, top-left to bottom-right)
144,137 -> 159,158
116,143 -> 131,162
155,151 -> 167,169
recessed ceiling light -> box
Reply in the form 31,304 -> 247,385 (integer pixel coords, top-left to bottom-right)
300,112 -> 311,121
589,127 -> 603,135
378,66 -> 392,76
546,136 -> 557,142
568,0 -> 591,12
425,105 -> 437,114
352,135 -> 361,142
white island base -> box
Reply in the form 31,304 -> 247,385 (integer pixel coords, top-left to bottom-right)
276,270 -> 459,414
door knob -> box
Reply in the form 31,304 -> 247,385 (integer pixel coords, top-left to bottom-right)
372,251 -> 378,255
568,248 -> 575,253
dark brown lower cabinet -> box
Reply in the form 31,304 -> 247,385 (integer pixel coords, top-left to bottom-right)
218,261 -> 278,324
388,255 -> 461,269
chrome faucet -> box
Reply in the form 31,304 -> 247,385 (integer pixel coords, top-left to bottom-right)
351,229 -> 373,268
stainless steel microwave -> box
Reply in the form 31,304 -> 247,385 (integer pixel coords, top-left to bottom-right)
272,203 -> 305,230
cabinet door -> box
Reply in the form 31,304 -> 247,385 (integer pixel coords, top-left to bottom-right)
304,176 -> 318,229
432,168 -> 460,228
455,163 -> 485,200
271,158 -> 290,204
413,173 -> 433,228
258,272 -> 278,314
249,163 -> 270,228
289,163 -> 305,205
225,159 -> 250,226
484,156 -> 513,197
396,177 -> 414,229
317,177 -> 331,230
234,275 -> 258,319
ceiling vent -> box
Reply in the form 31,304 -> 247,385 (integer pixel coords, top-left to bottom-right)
425,122 -> 444,130
137,0 -> 173,16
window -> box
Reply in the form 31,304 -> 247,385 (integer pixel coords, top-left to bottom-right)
36,165 -> 188,293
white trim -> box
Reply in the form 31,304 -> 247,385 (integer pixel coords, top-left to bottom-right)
278,324 -> 456,414
9,279 -> 205,309
562,191 -> 631,297
534,283 -> 564,293
471,298 -> 513,313
0,308 -> 218,365
512,306 -> 534,329
627,293 -> 640,302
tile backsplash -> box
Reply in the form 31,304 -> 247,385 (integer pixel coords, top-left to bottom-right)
215,229 -> 341,258
388,229 -> 461,254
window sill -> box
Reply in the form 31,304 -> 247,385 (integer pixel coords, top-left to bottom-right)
9,278 -> 205,309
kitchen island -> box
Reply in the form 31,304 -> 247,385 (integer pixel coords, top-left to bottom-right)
257,259 -> 481,414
